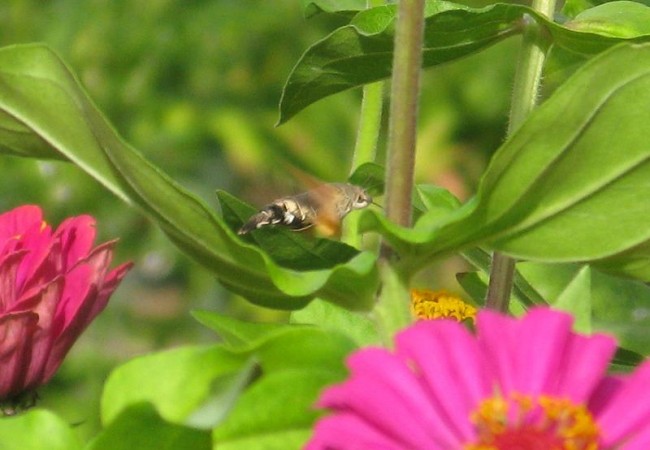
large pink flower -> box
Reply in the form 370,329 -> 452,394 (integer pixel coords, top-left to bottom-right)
0,205 -> 132,405
307,308 -> 650,449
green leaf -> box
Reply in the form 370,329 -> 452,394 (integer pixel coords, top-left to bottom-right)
192,310 -> 291,349
213,370 -> 332,450
552,265 -> 593,333
255,327 -> 356,372
361,43 -> 650,279
101,346 -> 248,426
348,162 -> 385,197
279,1 -> 650,123
291,298 -> 380,346
87,404 -> 210,450
0,410 -> 82,450
0,43 -> 379,311
518,262 -> 650,356
591,269 -> 650,355
213,326 -> 353,450
566,1 -> 650,38
612,346 -> 645,369
455,271 -> 488,305
303,0 -> 366,18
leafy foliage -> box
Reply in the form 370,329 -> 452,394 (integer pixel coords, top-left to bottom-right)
279,0 -> 650,123
2,0 -> 650,448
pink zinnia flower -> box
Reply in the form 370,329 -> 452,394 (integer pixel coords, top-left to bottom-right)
0,205 -> 132,409
307,308 -> 650,449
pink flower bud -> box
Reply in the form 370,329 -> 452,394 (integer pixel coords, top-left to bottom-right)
0,205 -> 132,407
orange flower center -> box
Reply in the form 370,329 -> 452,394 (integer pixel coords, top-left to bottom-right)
465,392 -> 600,450
410,289 -> 476,323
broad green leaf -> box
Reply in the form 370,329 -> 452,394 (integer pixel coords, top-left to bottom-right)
87,403 -> 210,450
303,0 -> 366,18
566,1 -> 650,38
101,346 -> 248,426
213,370 -> 336,450
0,410 -> 82,450
561,0 -> 596,18
518,262 -> 650,356
361,43 -> 650,280
254,327 -> 356,372
279,1 -> 650,123
551,265 -> 593,333
591,269 -> 650,355
0,43 -> 378,311
348,162 -> 384,197
213,326 -> 353,449
192,310 -> 291,349
291,298 -> 380,346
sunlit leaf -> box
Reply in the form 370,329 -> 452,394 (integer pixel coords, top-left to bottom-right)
101,346 -> 248,426
0,410 -> 82,450
213,370 -> 331,450
213,326 -> 353,450
518,262 -> 650,356
280,1 -> 650,123
0,43 -> 379,311
303,0 -> 366,18
88,404 -> 210,450
566,1 -> 650,38
192,310 -> 290,349
551,265 -> 593,333
360,43 -> 650,280
291,298 -> 380,346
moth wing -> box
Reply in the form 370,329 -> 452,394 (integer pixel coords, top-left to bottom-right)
308,184 -> 343,238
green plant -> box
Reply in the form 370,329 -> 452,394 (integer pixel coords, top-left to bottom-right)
2,0 -> 650,448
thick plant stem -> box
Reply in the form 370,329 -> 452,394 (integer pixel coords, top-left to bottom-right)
375,0 -> 425,341
382,0 -> 424,233
486,0 -> 556,311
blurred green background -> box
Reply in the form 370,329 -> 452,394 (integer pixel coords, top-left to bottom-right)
0,0 -> 515,440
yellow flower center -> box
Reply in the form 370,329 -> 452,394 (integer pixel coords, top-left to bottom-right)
410,289 -> 476,323
465,392 -> 600,450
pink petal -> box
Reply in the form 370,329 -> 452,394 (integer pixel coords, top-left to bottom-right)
0,250 -> 27,313
475,309 -> 519,394
319,348 -> 445,449
14,223 -> 54,292
596,361 -> 650,447
0,205 -> 42,242
396,320 -> 490,444
0,311 -> 39,398
551,332 -> 616,402
16,278 -> 64,389
514,309 -> 575,395
53,215 -> 96,270
307,412 -> 411,450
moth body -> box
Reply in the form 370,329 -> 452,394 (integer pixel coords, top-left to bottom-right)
238,183 -> 371,236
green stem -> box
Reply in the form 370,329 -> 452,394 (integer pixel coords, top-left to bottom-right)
485,0 -> 556,311
343,80 -> 383,246
374,0 -> 426,340
382,0 -> 424,232
343,0 -> 385,247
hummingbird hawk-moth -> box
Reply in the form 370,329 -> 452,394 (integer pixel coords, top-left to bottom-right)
238,183 -> 372,237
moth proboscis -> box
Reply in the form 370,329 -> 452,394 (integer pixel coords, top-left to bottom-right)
237,183 -> 372,237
